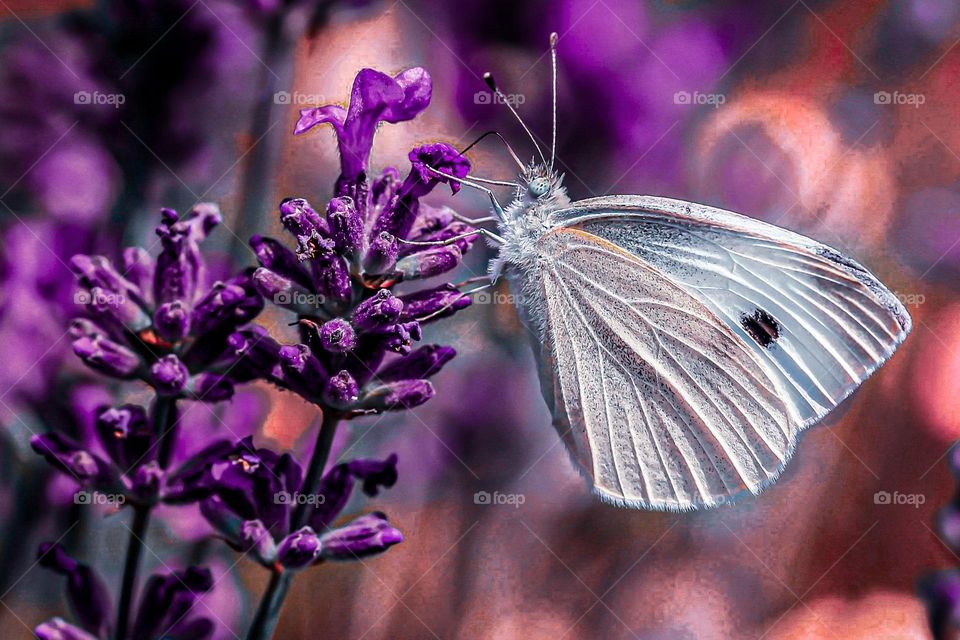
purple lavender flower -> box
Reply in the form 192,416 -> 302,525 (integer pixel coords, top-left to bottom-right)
30,404 -> 234,507
295,67 -> 433,193
36,543 -> 111,638
245,67 -> 472,423
68,204 -> 264,399
198,438 -> 401,570
36,544 -> 216,640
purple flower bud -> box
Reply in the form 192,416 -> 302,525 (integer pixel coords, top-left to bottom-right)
86,286 -> 151,331
378,345 -> 456,382
326,197 -> 363,255
324,370 -> 360,409
310,254 -> 352,310
277,526 -> 322,570
352,290 -> 402,333
349,454 -> 399,496
37,542 -> 78,574
241,519 -> 278,564
319,512 -> 403,561
307,454 -> 398,530
319,319 -> 356,353
37,543 -> 111,637
191,281 -> 247,334
252,268 -> 315,311
379,321 -> 422,355
68,318 -> 105,340
371,167 -> 400,208
403,143 -> 471,198
72,334 -> 141,378
35,618 -> 99,640
280,198 -> 328,243
362,231 -> 398,275
131,462 -> 164,501
395,245 -> 462,280
398,284 -> 471,322
95,405 -> 152,470
70,254 -> 141,300
153,205 -> 220,307
408,203 -> 455,239
154,301 -> 190,342
122,247 -> 155,301
278,344 -> 329,400
226,326 -> 283,383
188,372 -> 235,402
150,354 -> 189,396
131,567 -> 214,640
359,379 -> 434,412
249,235 -> 313,288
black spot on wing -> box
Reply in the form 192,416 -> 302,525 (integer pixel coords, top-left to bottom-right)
741,309 -> 781,348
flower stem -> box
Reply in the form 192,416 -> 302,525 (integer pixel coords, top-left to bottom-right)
116,505 -> 151,640
116,396 -> 177,639
246,410 -> 340,640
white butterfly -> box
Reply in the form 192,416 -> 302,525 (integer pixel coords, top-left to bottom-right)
421,34 -> 911,511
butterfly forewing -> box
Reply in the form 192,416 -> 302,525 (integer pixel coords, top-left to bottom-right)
548,196 -> 911,428
535,228 -> 795,510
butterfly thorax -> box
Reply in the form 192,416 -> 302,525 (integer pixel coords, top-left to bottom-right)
494,163 -> 569,271
491,164 -> 569,335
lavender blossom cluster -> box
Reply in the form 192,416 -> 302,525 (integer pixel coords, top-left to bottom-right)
29,65 -> 476,640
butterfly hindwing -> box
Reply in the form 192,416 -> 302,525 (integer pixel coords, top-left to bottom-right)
534,228 -> 795,510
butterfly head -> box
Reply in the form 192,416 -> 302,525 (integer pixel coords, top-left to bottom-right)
521,162 -> 565,203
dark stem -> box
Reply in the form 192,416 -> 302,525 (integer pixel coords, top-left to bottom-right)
230,13 -> 293,265
155,396 -> 179,468
116,396 -> 177,639
245,410 -> 340,640
115,505 -> 151,640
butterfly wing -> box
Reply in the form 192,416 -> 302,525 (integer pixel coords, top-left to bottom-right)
526,197 -> 909,510
532,228 -> 794,510
547,195 -> 911,429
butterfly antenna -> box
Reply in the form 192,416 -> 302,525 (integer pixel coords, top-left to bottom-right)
483,72 -> 547,166
549,31 -> 559,169
460,131 -> 525,171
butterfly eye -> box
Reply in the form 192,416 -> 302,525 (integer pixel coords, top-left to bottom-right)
528,178 -> 550,198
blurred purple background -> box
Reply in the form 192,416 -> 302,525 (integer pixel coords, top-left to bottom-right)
1,0 -> 958,638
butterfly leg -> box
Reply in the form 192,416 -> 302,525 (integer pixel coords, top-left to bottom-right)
399,227 -> 505,247
452,212 -> 499,225
415,281 -> 496,322
425,165 -> 507,222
